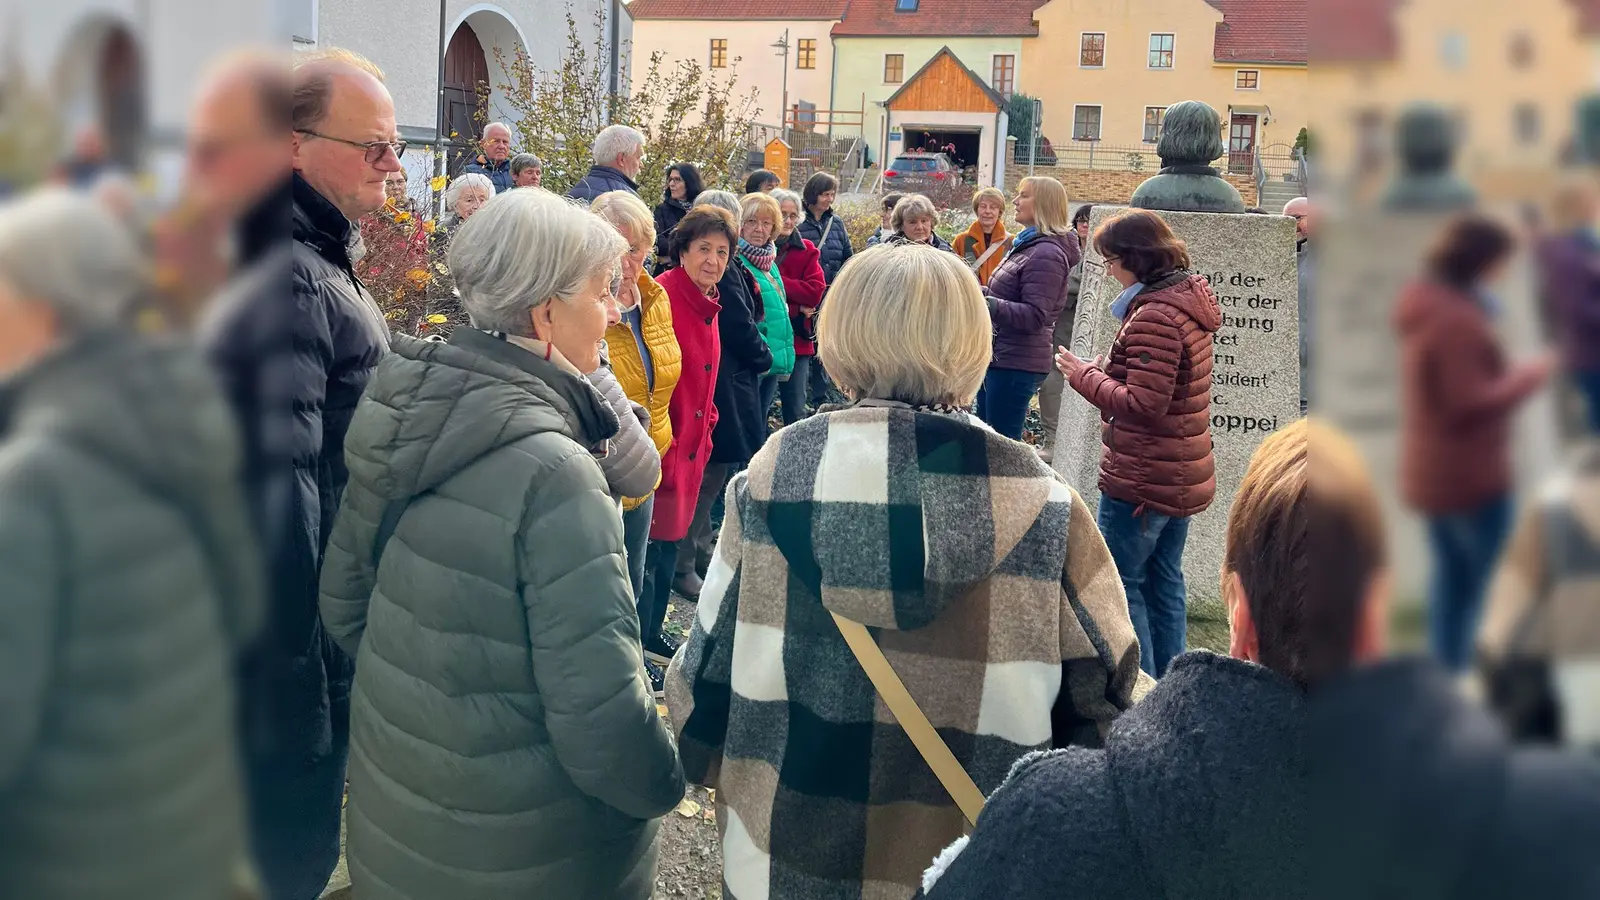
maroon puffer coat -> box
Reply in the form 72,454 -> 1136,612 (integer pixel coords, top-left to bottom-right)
985,230 -> 1082,373
1068,271 -> 1222,518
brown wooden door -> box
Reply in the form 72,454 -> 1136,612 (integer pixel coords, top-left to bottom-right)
1228,114 -> 1257,175
444,23 -> 488,176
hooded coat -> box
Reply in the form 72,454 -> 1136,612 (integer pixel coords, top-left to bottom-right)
1395,279 -> 1543,515
666,403 -> 1146,900
984,230 -> 1080,374
918,652 -> 1304,900
0,333 -> 261,900
318,328 -> 686,900
1069,271 -> 1221,518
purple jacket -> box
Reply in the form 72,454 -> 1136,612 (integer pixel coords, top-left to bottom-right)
984,230 -> 1081,373
1538,232 -> 1600,372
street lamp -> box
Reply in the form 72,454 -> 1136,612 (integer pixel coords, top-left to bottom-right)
772,29 -> 789,144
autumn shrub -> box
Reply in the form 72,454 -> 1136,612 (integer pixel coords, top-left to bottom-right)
361,172 -> 470,337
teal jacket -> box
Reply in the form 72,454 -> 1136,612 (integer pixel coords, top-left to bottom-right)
740,256 -> 796,378
319,327 -> 685,900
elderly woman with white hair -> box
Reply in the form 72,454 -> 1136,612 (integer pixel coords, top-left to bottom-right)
0,188 -> 263,899
883,192 -> 953,251
570,123 -> 647,202
772,186 -> 827,424
439,171 -> 493,231
665,243 -> 1143,900
319,188 -> 686,899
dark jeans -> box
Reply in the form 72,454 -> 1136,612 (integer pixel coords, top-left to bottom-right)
640,538 -> 679,650
1576,370 -> 1600,432
680,462 -> 731,578
622,495 -> 654,609
1426,493 -> 1514,672
245,696 -> 348,900
1097,494 -> 1190,677
779,354 -> 814,426
976,366 -> 1046,441
810,356 -> 834,406
759,373 -> 782,431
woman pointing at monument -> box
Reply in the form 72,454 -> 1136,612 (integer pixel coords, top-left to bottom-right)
1055,209 -> 1222,677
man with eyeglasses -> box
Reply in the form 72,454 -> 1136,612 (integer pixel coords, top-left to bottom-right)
200,46 -> 393,900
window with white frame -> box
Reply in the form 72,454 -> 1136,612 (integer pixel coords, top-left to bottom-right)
1143,106 -> 1166,143
1073,105 -> 1102,141
1148,33 -> 1175,69
1080,32 -> 1105,67
1236,69 -> 1259,89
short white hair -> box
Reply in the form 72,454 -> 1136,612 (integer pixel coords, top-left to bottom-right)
483,121 -> 512,139
0,187 -> 144,330
693,190 -> 740,215
592,124 -> 645,167
771,188 -> 803,210
444,172 -> 493,212
448,189 -> 626,337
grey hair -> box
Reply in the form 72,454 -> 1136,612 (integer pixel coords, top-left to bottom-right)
483,121 -> 512,139
592,124 -> 645,166
510,152 -> 542,176
0,187 -> 144,330
891,193 -> 937,232
770,188 -> 803,210
447,189 -> 626,337
444,172 -> 493,211
693,190 -> 741,215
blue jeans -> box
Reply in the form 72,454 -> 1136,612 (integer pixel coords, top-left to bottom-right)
622,495 -> 654,609
1426,493 -> 1514,672
976,366 -> 1046,441
759,373 -> 782,432
640,538 -> 679,651
1097,495 -> 1190,677
1576,370 -> 1600,433
779,355 -> 813,426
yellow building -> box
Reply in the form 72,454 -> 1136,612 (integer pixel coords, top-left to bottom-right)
1312,0 -> 1596,197
1022,0 -> 1308,174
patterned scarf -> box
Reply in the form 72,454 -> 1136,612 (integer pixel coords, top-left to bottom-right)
737,237 -> 777,272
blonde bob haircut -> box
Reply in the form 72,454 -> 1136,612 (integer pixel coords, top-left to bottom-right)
890,193 -> 937,233
1018,176 -> 1071,236
818,243 -> 991,407
739,191 -> 783,233
590,189 -> 657,251
971,186 -> 1007,215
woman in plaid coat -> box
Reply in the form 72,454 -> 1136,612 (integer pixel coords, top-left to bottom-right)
665,244 -> 1147,900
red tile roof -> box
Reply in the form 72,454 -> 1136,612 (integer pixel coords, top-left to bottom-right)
625,0 -> 848,20
830,0 -> 1042,37
1208,0 -> 1307,64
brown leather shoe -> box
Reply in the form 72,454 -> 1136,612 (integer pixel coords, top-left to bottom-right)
672,571 -> 703,601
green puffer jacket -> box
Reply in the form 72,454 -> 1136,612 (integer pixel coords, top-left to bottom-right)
0,333 -> 261,900
319,327 -> 686,900
740,255 -> 795,378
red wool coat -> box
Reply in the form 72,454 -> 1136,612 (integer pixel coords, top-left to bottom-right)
777,234 -> 827,356
652,267 -> 723,542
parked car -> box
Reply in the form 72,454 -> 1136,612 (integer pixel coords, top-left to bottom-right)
883,152 -> 959,190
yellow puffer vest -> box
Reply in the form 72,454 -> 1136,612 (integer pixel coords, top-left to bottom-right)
606,271 -> 682,510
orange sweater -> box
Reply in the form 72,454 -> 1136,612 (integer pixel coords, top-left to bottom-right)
953,221 -> 1011,286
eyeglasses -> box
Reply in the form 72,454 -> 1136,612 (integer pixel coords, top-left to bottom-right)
297,129 -> 407,164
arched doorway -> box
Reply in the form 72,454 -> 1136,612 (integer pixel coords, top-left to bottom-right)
443,22 -> 489,177
54,17 -> 148,171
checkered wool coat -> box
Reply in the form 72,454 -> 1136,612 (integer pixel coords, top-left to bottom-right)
665,402 -> 1147,900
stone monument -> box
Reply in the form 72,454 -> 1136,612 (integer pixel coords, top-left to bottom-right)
1379,103 -> 1477,212
1056,102 -> 1297,618
1129,100 -> 1246,214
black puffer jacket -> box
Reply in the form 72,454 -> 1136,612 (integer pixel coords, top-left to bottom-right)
0,333 -> 262,900
272,173 -> 390,763
652,199 -> 691,274
798,207 -> 854,285
709,263 -> 773,465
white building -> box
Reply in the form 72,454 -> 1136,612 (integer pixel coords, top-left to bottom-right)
11,0 -> 630,191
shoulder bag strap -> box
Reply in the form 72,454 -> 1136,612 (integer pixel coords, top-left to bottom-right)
969,238 -> 1007,273
819,214 -> 837,251
830,611 -> 986,827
